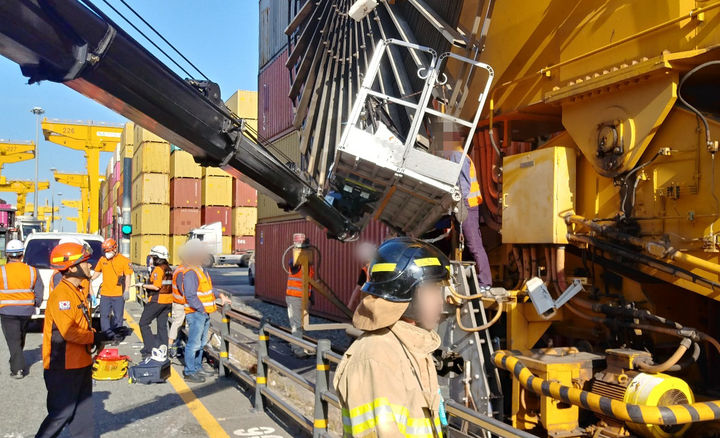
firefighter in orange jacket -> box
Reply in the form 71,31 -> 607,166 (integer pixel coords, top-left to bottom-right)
36,242 -> 131,438
0,239 -> 43,379
286,238 -> 315,357
139,245 -> 173,358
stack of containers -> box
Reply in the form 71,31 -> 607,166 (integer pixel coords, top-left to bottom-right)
231,178 -> 257,253
169,149 -> 202,265
130,126 -> 170,264
201,167 -> 232,254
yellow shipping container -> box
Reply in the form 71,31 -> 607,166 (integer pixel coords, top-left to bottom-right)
202,167 -> 230,178
133,125 -> 166,145
132,173 -> 170,206
170,150 -> 202,179
122,122 -> 135,147
132,141 -> 170,180
258,131 -> 303,223
201,175 -> 232,207
222,235 -> 232,255
131,235 -> 170,265
131,204 -> 170,235
225,90 -> 258,119
232,206 -> 257,236
169,235 -> 187,265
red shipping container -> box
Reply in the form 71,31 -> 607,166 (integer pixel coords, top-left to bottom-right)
233,235 -> 255,252
259,50 -> 294,141
201,206 -> 231,235
255,219 -> 390,321
170,208 -> 201,235
232,178 -> 257,207
170,178 -> 201,209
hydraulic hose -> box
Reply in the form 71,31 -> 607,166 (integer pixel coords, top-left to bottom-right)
493,350 -> 720,426
455,301 -> 503,332
634,338 -> 691,373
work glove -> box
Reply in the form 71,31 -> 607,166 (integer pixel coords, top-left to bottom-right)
93,326 -> 134,347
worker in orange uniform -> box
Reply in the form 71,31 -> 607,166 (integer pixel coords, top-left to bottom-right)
285,238 -> 315,357
0,239 -> 43,379
347,242 -> 377,310
50,237 -> 92,304
448,146 -> 491,290
139,245 -> 172,359
36,241 -> 131,438
92,238 -> 132,332
181,239 -> 230,382
333,237 -> 449,437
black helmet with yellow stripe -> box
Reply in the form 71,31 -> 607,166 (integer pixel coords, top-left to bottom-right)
361,237 -> 451,302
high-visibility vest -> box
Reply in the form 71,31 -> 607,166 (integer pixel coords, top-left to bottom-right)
184,267 -> 216,314
172,265 -> 187,305
0,261 -> 37,309
286,265 -> 315,298
448,150 -> 483,208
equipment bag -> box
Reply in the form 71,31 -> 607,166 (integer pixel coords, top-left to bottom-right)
128,358 -> 171,384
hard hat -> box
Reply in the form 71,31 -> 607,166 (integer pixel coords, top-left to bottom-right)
59,237 -> 83,245
50,241 -> 93,271
361,237 -> 450,302
149,245 -> 169,260
6,239 -> 24,255
101,238 -> 117,252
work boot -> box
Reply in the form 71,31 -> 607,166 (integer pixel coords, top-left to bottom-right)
10,371 -> 24,380
168,346 -> 177,359
183,373 -> 206,383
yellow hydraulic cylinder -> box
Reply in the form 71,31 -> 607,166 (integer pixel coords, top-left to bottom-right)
41,118 -> 122,233
0,141 -> 35,180
53,171 -> 91,233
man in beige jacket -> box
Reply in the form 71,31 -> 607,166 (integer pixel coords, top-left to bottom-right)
333,237 -> 449,438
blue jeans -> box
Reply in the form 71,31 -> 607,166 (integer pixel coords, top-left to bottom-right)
184,311 -> 210,375
99,296 -> 125,332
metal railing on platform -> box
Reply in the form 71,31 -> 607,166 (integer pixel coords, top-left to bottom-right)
200,303 -> 529,438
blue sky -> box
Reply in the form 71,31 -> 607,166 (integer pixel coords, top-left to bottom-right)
0,1 -> 258,231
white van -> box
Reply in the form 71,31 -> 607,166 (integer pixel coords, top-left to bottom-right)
22,233 -> 104,319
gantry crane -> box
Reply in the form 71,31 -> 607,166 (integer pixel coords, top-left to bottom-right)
0,181 -> 50,216
41,119 -> 121,233
0,141 -> 35,183
61,200 -> 83,232
53,172 -> 90,233
65,216 -> 83,232
37,206 -> 59,232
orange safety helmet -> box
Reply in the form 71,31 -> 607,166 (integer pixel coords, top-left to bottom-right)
101,238 -> 118,252
50,242 -> 93,271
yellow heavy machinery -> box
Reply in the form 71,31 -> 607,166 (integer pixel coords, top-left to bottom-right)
61,200 -> 83,232
0,140 -> 35,182
65,216 -> 83,233
36,205 -> 59,231
0,181 -> 50,215
41,119 -> 121,233
52,172 -> 91,233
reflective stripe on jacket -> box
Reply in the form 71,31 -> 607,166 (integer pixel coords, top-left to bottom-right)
333,321 -> 443,437
286,265 -> 315,298
0,262 -> 37,309
149,264 -> 173,304
448,150 -> 483,208
184,267 -> 216,314
172,266 -> 187,304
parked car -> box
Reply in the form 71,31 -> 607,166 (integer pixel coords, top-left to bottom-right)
23,232 -> 104,319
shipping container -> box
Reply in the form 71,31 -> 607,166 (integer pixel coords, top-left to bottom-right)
103,209 -> 113,228
169,235 -> 187,266
201,206 -> 231,235
201,175 -> 232,207
259,49 -> 294,141
258,131 -> 302,223
170,208 -> 201,235
131,204 -> 170,235
131,234 -> 170,265
121,122 -> 134,148
132,173 -> 170,206
259,0 -> 290,67
232,206 -> 257,236
132,141 -> 170,180
222,235 -> 232,255
225,90 -> 258,120
202,167 -> 230,178
170,150 -> 202,179
170,178 -> 201,209
255,219 -> 390,321
133,125 -> 166,145
113,161 -> 122,184
232,178 -> 257,207
233,235 -> 255,253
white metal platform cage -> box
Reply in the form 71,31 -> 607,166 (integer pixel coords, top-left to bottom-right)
329,39 -> 494,236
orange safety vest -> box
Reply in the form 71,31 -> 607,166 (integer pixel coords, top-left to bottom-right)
0,261 -> 37,309
466,156 -> 483,208
172,265 -> 187,305
286,265 -> 315,298
184,267 -> 217,314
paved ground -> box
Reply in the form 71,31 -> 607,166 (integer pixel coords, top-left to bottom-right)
0,268 -> 299,438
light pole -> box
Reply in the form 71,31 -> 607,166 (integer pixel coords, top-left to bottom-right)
30,106 -> 44,219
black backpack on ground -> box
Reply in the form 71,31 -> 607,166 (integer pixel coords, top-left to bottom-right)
128,358 -> 171,384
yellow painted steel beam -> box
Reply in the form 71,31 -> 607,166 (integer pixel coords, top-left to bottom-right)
65,216 -> 83,232
0,180 -> 50,215
61,199 -> 82,210
0,140 -> 35,176
53,171 -> 91,233
41,118 -> 122,233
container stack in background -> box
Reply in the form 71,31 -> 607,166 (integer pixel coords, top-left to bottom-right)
130,126 -> 170,264
201,167 -> 233,255
169,148 -> 202,265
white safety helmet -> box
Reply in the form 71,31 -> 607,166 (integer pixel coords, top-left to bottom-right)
58,237 -> 83,245
149,245 -> 169,260
6,239 -> 24,256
